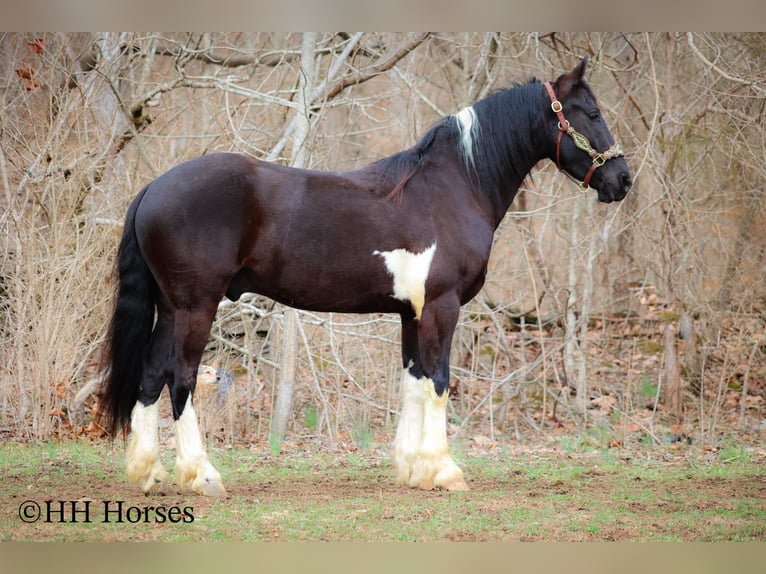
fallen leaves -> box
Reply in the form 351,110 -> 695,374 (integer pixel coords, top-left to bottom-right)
28,38 -> 46,54
15,65 -> 39,91
590,395 -> 617,416
14,37 -> 46,90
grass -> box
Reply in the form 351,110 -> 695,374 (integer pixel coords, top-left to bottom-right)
1,438 -> 764,541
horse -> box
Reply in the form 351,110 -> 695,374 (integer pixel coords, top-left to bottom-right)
99,57 -> 632,496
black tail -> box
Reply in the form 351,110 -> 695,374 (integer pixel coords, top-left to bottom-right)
99,185 -> 157,436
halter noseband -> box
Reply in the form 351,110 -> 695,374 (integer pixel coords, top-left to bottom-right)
543,81 -> 624,190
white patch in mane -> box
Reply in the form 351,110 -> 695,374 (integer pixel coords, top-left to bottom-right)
454,106 -> 480,171
373,243 -> 436,320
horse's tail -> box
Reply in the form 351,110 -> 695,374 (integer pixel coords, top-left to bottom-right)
99,185 -> 157,437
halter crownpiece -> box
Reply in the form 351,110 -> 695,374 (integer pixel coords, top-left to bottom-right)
543,81 -> 624,190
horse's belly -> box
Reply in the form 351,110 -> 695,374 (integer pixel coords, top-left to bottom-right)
227,259 -> 409,315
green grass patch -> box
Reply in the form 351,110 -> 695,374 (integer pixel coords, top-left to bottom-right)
1,439 -> 764,541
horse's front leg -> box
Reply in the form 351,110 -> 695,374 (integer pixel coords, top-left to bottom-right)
393,293 -> 468,491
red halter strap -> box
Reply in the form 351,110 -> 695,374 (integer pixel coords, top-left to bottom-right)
543,81 -> 610,190
544,81 -> 569,169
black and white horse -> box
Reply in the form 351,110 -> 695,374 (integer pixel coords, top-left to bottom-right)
100,57 -> 631,495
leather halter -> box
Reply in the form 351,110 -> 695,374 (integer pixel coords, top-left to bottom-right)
543,81 -> 624,190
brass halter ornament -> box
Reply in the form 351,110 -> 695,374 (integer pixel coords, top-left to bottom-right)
543,81 -> 624,190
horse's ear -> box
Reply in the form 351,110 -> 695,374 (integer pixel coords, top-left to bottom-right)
553,56 -> 589,100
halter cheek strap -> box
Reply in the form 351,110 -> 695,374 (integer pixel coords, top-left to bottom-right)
543,81 -> 624,190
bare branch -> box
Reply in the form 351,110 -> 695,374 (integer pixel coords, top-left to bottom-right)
321,33 -> 430,102
686,32 -> 765,95
151,33 -> 368,69
154,46 -> 292,68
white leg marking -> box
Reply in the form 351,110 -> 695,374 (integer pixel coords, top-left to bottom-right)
455,105 -> 479,170
393,370 -> 425,483
126,401 -> 168,494
393,370 -> 468,491
373,243 -> 436,320
174,395 -> 226,496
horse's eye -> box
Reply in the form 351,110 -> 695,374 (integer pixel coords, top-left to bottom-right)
589,110 -> 600,120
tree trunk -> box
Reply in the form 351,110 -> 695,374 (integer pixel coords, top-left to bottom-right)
663,323 -> 682,416
718,189 -> 760,311
269,32 -> 318,454
564,190 -> 590,417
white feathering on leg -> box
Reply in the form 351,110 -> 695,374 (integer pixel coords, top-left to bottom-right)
393,370 -> 425,484
393,370 -> 468,491
174,395 -> 226,496
126,401 -> 168,494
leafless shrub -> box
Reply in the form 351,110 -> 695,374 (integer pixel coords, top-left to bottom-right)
1,32 -> 763,448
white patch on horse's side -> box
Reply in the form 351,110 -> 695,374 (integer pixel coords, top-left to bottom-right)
454,105 -> 479,171
392,370 -> 468,491
373,242 -> 436,320
174,395 -> 226,496
126,400 -> 168,494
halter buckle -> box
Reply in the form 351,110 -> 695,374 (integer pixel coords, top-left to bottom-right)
592,154 -> 606,166
551,100 -> 563,113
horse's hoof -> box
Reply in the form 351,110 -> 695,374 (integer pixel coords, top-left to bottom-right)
142,476 -> 168,496
197,478 -> 227,497
444,478 -> 470,492
131,464 -> 168,496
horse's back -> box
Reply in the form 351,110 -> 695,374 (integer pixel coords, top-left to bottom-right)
136,153 -> 259,217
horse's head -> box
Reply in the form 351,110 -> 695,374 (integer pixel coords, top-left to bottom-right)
545,57 -> 632,203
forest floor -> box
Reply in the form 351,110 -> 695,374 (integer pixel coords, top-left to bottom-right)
2,435 -> 764,542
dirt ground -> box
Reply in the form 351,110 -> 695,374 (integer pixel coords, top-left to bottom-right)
4,442 -> 765,541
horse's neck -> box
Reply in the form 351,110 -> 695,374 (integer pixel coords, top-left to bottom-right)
470,87 -> 549,228
482,134 -> 547,230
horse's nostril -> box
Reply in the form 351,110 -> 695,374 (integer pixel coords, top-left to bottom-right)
620,173 -> 633,190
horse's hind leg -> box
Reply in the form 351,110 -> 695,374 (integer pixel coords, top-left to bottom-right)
394,293 -> 468,491
168,301 -> 226,496
126,304 -> 173,495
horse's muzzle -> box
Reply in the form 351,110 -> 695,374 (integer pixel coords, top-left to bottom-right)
615,172 -> 633,201
598,171 -> 632,203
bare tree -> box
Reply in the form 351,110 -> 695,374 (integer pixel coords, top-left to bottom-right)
1,32 -> 764,446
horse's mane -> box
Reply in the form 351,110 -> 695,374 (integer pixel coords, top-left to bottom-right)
372,79 -> 545,201
366,120 -> 447,201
